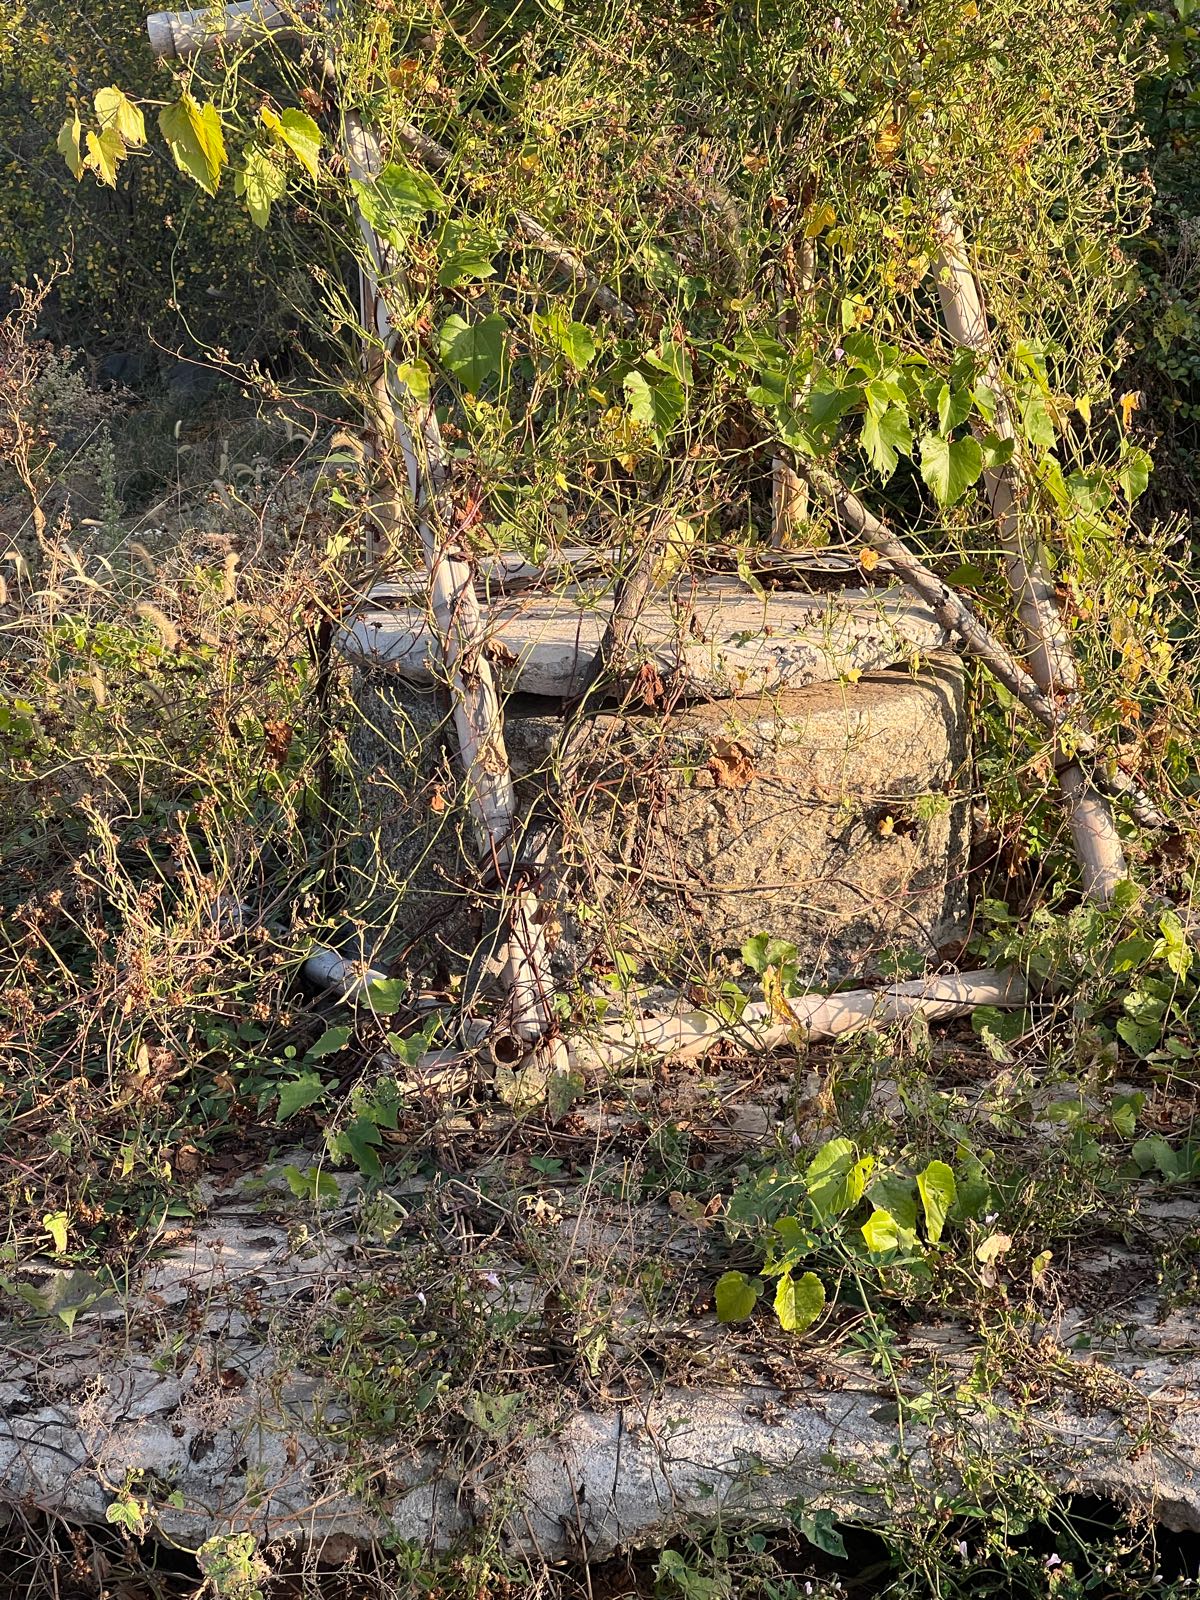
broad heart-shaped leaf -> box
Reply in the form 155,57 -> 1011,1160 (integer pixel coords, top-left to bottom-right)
58,115 -> 84,179
395,358 -> 432,404
805,1138 -> 871,1220
859,404 -> 912,480
235,147 -> 286,229
644,339 -> 693,386
1019,385 -> 1056,450
741,932 -> 798,975
534,305 -> 598,371
354,159 -> 446,247
94,85 -> 145,146
363,976 -> 405,1015
276,1073 -> 328,1121
439,313 -> 506,391
919,431 -> 983,506
773,1268 -> 825,1333
327,1115 -> 383,1178
867,1174 -> 918,1230
624,368 -> 686,439
1118,444 -> 1152,504
715,1269 -> 762,1322
1116,1014 -> 1162,1059
979,431 -> 1015,471
160,95 -> 226,196
861,1208 -> 918,1254
916,1159 -> 957,1244
532,306 -> 596,371
796,1509 -> 847,1560
84,126 -> 126,187
260,106 -> 321,179
1132,1134 -> 1182,1179
936,382 -> 972,434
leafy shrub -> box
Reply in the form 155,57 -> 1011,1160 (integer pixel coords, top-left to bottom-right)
0,0 -> 306,357
1119,0 -> 1200,496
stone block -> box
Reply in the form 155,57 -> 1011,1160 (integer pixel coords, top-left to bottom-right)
347,653 -> 969,988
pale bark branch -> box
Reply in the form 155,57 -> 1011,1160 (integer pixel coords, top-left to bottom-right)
933,207 -> 1130,899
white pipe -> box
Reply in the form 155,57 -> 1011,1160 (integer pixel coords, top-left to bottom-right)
146,0 -> 315,58
571,967 -> 1025,1069
302,945 -> 390,1002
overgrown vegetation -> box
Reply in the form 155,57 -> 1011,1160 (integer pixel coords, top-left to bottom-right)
2,0 -> 1200,1594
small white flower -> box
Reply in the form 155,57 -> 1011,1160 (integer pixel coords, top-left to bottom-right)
957,1541 -> 969,1559
1046,1554 -> 1062,1569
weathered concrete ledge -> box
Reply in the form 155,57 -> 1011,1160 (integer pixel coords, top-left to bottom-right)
4,1161 -> 1199,1562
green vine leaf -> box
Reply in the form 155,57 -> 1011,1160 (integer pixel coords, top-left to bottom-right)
436,218 -> 499,286
276,1074 -> 328,1121
715,1269 -> 761,1322
920,432 -> 983,506
159,94 -> 227,196
235,147 -> 287,229
395,358 -> 432,403
860,405 -> 912,479
260,105 -> 321,179
979,431 -> 1015,471
1118,444 -> 1152,504
533,307 -> 597,372
917,1159 -> 957,1244
306,1025 -> 351,1059
1019,386 -> 1056,450
438,313 -> 506,390
936,383 -> 972,434
861,1207 -> 917,1254
354,158 -> 447,248
773,1268 -> 825,1333
806,1138 -> 872,1219
624,367 -> 685,439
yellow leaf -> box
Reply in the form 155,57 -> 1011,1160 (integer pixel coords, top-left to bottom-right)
1120,390 -> 1141,429
160,94 -> 226,196
874,121 -> 903,164
43,1211 -> 69,1254
803,201 -> 837,238
57,114 -> 83,180
260,105 -> 321,180
94,85 -> 145,146
84,126 -> 126,187
1074,395 -> 1092,428
858,546 -> 881,572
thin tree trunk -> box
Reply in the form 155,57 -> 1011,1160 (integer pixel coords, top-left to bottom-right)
800,464 -> 1171,832
933,206 -> 1128,901
339,108 -> 554,1045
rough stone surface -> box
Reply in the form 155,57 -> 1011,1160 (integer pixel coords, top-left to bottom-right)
349,654 -> 970,986
4,1160 -> 1200,1561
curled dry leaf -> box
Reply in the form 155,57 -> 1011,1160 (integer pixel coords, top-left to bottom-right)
708,737 -> 756,788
